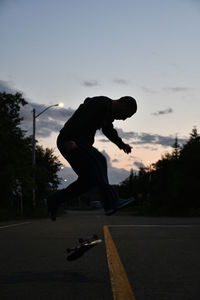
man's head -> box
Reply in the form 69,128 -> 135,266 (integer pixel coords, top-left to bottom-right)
112,96 -> 137,120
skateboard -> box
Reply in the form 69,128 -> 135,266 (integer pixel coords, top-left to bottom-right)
66,234 -> 102,261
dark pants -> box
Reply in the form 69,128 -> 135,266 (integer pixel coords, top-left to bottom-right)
56,134 -> 118,211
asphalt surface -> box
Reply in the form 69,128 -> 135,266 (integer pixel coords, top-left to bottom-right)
1,211 -> 200,300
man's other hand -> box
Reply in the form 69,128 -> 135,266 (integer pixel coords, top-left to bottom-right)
122,144 -> 132,154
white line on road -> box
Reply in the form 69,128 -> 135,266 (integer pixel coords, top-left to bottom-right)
109,224 -> 200,228
0,222 -> 31,230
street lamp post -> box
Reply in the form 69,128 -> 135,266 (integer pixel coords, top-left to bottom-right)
147,161 -> 152,202
32,103 -> 63,208
32,108 -> 36,207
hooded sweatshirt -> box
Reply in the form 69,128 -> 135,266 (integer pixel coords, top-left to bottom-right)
59,96 -> 125,149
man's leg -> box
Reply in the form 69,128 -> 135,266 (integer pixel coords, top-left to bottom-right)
53,136 -> 119,216
47,174 -> 97,221
75,142 -> 119,212
52,176 -> 95,204
76,144 -> 134,214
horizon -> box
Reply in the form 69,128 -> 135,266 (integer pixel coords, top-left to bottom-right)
1,0 -> 200,184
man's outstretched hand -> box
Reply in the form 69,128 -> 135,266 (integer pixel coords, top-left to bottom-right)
122,143 -> 132,154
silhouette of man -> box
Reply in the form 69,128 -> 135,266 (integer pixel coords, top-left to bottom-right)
48,96 -> 137,221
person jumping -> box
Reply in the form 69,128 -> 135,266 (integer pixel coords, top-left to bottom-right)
47,96 -> 137,221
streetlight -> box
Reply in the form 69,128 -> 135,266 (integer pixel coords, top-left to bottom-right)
147,160 -> 152,202
32,103 -> 63,207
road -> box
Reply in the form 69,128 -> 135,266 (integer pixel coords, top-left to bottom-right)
1,211 -> 200,300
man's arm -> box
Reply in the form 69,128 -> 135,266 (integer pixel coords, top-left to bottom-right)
102,122 -> 132,154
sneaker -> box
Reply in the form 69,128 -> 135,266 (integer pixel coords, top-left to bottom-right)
105,208 -> 117,216
105,197 -> 135,216
116,197 -> 135,210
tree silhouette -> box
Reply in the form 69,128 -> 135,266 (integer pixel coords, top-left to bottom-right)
118,129 -> 200,216
0,92 -> 61,219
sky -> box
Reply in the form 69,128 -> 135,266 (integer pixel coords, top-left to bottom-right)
0,0 -> 200,185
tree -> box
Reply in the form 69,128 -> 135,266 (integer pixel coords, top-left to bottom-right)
0,92 -> 61,219
119,169 -> 136,198
179,127 -> 200,213
189,126 -> 200,143
118,129 -> 200,216
172,135 -> 181,160
0,92 -> 28,208
35,145 -> 61,206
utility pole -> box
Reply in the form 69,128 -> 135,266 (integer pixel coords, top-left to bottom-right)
32,103 -> 63,208
32,108 -> 36,207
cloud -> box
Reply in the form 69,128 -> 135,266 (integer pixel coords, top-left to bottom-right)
0,80 -> 19,94
133,161 -> 145,169
134,132 -> 187,147
152,107 -> 173,116
101,150 -> 112,166
22,94 -> 176,145
112,158 -> 120,163
137,145 -> 158,151
58,149 -> 130,186
0,82 -> 74,138
132,132 -> 186,147
15,91 -> 186,147
112,128 -> 136,140
20,102 -> 75,137
113,78 -> 130,85
141,86 -> 157,94
108,166 -> 130,185
100,150 -> 130,184
82,80 -> 100,87
31,102 -> 74,120
163,87 -> 193,93
21,102 -> 187,147
98,128 -> 187,147
98,138 -> 109,143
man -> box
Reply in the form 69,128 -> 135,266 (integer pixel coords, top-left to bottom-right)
48,96 -> 137,221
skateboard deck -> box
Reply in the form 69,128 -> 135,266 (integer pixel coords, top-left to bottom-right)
66,234 -> 102,261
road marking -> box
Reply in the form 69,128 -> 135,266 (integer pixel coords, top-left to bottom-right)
0,222 -> 31,230
104,225 -> 135,300
109,224 -> 200,228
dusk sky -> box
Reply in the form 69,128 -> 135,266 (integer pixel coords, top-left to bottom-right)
1,0 -> 200,185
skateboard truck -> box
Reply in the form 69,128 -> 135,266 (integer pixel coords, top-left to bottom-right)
66,234 -> 102,261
